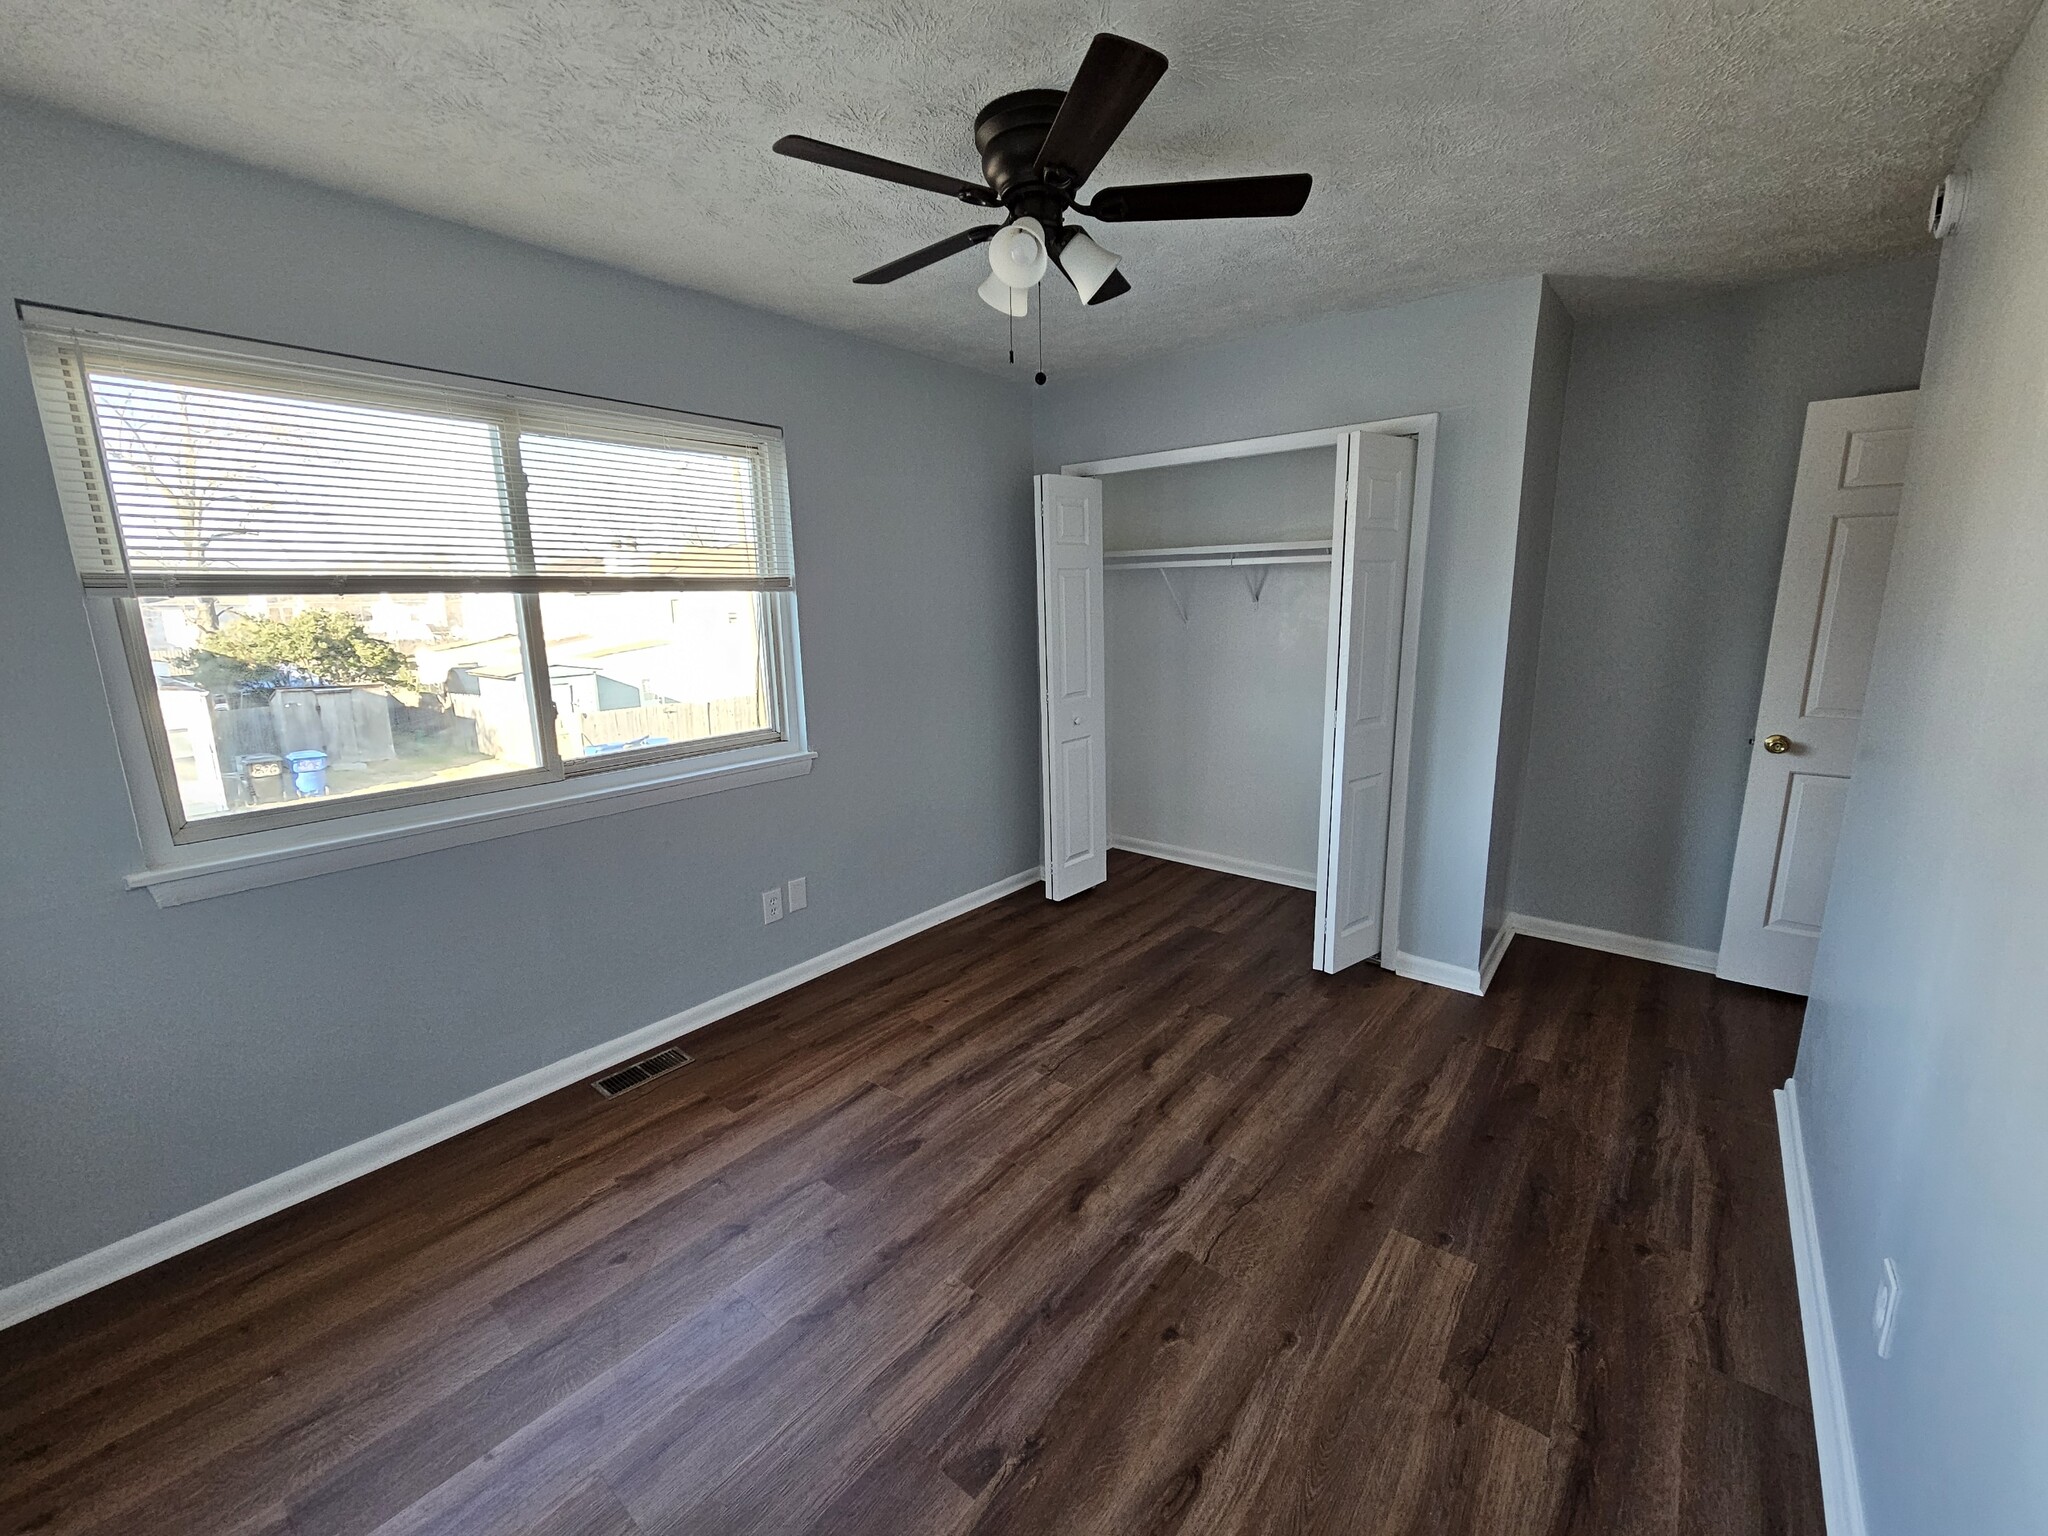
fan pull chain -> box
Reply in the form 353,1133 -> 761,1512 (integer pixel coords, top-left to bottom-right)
1035,295 -> 1046,386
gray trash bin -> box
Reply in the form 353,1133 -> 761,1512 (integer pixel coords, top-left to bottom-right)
236,753 -> 289,803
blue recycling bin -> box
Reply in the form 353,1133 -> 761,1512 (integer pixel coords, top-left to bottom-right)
285,749 -> 330,797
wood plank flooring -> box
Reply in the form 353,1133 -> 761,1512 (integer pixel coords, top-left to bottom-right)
0,853 -> 1823,1535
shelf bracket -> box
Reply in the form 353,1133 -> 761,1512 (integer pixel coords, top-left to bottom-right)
1241,564 -> 1269,603
1157,568 -> 1188,623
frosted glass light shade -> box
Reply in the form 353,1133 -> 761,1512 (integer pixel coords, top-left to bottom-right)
977,271 -> 1029,317
1057,228 -> 1122,303
988,217 -> 1050,288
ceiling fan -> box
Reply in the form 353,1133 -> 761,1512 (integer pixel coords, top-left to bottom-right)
773,33 -> 1312,318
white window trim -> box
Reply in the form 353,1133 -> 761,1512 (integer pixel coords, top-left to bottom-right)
93,583 -> 813,907
22,307 -> 817,906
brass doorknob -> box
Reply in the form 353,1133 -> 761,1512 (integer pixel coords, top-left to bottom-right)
1762,734 -> 1793,755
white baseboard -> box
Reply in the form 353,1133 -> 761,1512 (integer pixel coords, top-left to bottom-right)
1478,921 -> 1515,993
1389,930 -> 1508,997
0,866 -> 1043,1334
1776,1080 -> 1867,1536
1110,836 -> 1316,892
1504,911 -> 1718,974
1391,909 -> 1715,1000
1388,949 -> 1486,996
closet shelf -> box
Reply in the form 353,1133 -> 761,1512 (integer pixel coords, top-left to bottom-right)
1103,539 -> 1332,571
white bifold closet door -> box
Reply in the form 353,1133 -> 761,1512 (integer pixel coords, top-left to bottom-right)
1034,473 -> 1108,900
1312,431 -> 1416,973
1034,436 -> 1413,969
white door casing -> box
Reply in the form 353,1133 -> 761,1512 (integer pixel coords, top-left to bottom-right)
1035,474 -> 1108,900
1717,391 -> 1916,994
1314,431 -> 1417,973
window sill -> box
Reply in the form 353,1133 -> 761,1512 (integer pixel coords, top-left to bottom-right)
126,744 -> 816,907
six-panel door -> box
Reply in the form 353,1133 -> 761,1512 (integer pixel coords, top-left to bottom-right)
1717,391 -> 1916,994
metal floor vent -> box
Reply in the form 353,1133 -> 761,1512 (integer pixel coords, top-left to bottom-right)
591,1046 -> 693,1098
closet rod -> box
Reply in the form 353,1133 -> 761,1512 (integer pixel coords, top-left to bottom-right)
1105,538 -> 1330,563
1106,553 -> 1330,571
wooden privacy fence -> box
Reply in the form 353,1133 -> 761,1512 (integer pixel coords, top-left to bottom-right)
213,687 -> 398,765
446,693 -> 764,758
447,694 -> 526,759
563,697 -> 764,755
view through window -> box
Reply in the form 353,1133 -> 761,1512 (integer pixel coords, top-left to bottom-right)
25,310 -> 800,838
142,592 -> 539,820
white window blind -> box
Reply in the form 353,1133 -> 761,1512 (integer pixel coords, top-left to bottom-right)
21,307 -> 794,596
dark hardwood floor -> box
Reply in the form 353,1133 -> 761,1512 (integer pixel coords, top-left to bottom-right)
0,853 -> 1822,1535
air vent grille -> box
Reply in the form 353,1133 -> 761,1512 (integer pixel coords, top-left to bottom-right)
591,1046 -> 693,1098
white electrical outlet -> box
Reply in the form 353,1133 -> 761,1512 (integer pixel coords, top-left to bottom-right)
787,876 -> 807,912
1872,1258 -> 1902,1358
761,888 -> 783,924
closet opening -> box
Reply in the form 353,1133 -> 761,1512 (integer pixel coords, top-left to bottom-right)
1035,418 -> 1437,975
1101,447 -> 1334,895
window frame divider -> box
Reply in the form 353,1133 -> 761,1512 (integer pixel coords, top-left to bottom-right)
491,418 -> 565,777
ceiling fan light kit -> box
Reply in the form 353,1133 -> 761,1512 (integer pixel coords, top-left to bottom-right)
1054,227 -> 1122,303
977,270 -> 1031,317
988,215 -> 1051,287
773,31 -> 1312,359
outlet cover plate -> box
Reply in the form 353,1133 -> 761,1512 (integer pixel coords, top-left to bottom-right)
762,888 -> 783,924
787,876 -> 807,911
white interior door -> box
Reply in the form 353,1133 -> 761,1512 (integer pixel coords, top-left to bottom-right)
1035,474 -> 1108,900
1717,391 -> 1916,993
1314,431 -> 1417,973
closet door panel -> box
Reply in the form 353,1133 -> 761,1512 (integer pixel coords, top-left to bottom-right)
1350,556 -> 1401,728
1336,769 -> 1388,929
1036,474 -> 1108,900
1315,433 -> 1416,972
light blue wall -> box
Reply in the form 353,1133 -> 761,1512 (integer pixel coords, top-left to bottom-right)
1483,279 -> 1573,957
1508,256 -> 1938,950
0,97 -> 1040,1288
1799,11 -> 2048,1532
1034,278 -> 1551,971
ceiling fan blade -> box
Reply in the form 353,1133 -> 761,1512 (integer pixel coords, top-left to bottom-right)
774,135 -> 999,206
853,225 -> 1003,284
1033,33 -> 1169,190
1087,173 -> 1313,221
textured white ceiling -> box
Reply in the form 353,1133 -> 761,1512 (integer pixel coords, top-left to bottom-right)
0,0 -> 2033,374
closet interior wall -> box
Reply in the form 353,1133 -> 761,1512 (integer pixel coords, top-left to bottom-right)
1101,447 -> 1335,888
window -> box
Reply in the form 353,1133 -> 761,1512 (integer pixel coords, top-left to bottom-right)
22,306 -> 806,858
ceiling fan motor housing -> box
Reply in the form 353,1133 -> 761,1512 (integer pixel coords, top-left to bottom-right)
975,89 -> 1071,225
